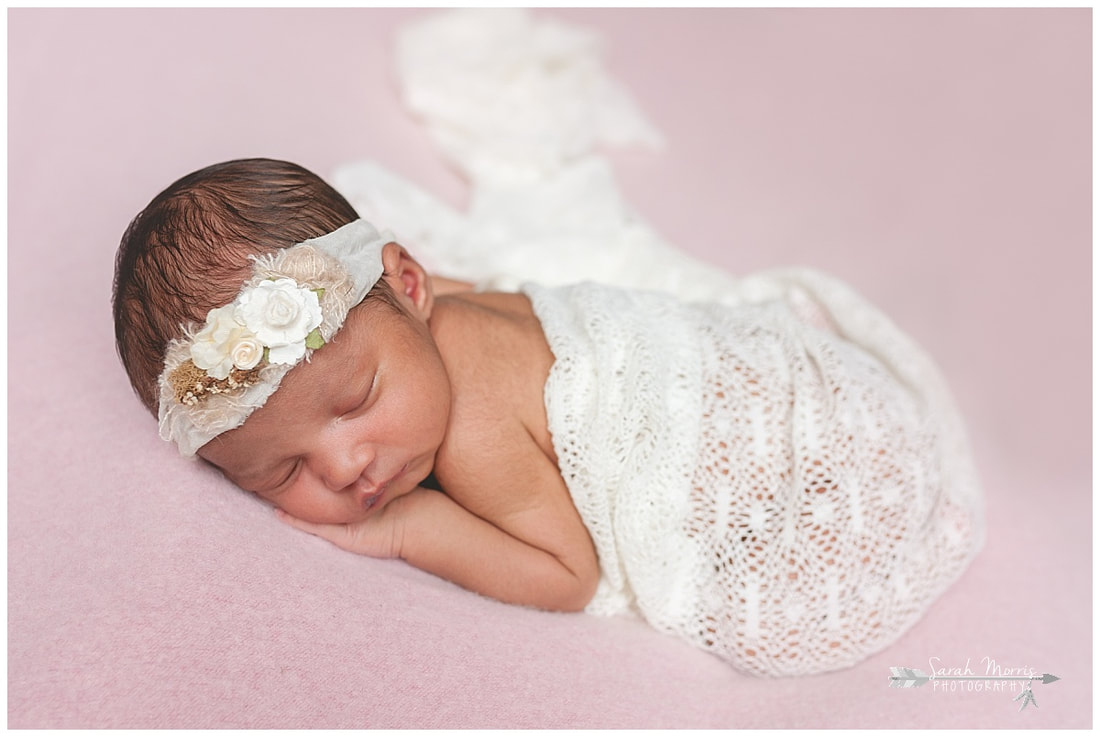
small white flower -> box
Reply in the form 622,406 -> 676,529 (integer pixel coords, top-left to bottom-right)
267,339 -> 308,366
237,278 -> 322,365
191,305 -> 248,380
229,334 -> 263,371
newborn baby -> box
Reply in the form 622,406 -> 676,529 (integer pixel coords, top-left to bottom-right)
113,157 -> 983,676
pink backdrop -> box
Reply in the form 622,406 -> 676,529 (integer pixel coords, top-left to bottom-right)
8,8 -> 1091,728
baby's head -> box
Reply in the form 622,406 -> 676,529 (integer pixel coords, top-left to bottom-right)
113,159 -> 450,520
114,158 -> 371,414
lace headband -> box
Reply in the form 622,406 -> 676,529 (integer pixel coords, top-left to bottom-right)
157,219 -> 392,456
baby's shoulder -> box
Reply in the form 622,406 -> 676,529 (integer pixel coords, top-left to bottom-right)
431,291 -> 552,393
430,292 -> 558,475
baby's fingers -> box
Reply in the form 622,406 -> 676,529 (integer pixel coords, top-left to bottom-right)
273,508 -> 399,558
274,508 -> 351,546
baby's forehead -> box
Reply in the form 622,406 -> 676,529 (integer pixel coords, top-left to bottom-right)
329,295 -> 407,350
273,303 -> 385,397
205,296 -> 398,445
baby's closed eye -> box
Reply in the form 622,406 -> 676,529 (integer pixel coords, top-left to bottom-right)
251,459 -> 300,498
338,374 -> 377,418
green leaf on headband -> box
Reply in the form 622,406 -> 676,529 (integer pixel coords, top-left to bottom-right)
305,328 -> 325,351
311,287 -> 326,300
262,347 -> 271,363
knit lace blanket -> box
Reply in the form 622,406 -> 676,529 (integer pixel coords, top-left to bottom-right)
524,275 -> 983,677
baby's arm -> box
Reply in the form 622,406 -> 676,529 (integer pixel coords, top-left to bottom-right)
278,427 -> 599,612
390,485 -> 597,611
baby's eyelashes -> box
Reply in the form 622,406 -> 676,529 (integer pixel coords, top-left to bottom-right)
336,375 -> 377,419
342,398 -> 369,420
253,459 -> 300,497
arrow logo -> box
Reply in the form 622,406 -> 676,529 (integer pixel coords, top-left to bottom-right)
888,667 -> 1060,711
888,667 -> 929,688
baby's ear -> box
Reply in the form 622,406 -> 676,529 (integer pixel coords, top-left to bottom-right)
380,242 -> 434,319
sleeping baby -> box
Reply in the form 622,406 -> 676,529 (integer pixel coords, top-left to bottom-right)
112,157 -> 984,677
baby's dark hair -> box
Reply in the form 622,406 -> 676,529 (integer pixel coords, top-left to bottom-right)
113,157 -> 389,416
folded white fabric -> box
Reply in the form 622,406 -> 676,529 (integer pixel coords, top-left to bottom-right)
333,8 -> 732,301
395,8 -> 662,181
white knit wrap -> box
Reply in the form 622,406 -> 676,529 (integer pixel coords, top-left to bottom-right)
157,219 -> 391,457
524,271 -> 984,677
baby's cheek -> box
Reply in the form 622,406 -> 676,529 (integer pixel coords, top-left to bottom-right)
276,491 -> 360,526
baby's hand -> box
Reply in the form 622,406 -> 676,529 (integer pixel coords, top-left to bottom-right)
273,500 -> 408,559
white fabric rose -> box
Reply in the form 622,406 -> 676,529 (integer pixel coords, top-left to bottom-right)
191,305 -> 249,379
236,278 -> 323,366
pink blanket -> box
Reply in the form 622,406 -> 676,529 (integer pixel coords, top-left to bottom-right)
8,8 -> 1090,728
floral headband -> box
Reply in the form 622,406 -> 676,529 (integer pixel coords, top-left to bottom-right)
157,219 -> 391,456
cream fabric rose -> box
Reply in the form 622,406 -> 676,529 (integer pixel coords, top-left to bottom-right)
190,305 -> 252,380
237,278 -> 323,365
229,335 -> 264,371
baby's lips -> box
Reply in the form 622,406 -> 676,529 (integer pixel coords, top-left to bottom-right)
361,489 -> 384,511
359,463 -> 407,510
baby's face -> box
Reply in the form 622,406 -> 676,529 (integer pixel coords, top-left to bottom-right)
198,293 -> 452,525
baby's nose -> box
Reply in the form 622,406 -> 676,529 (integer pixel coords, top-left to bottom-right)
317,440 -> 374,492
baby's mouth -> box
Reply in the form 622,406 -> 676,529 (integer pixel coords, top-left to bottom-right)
360,483 -> 388,511
362,491 -> 383,511
359,463 -> 408,511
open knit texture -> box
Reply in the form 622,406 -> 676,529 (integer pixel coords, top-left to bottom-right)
524,273 -> 983,676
